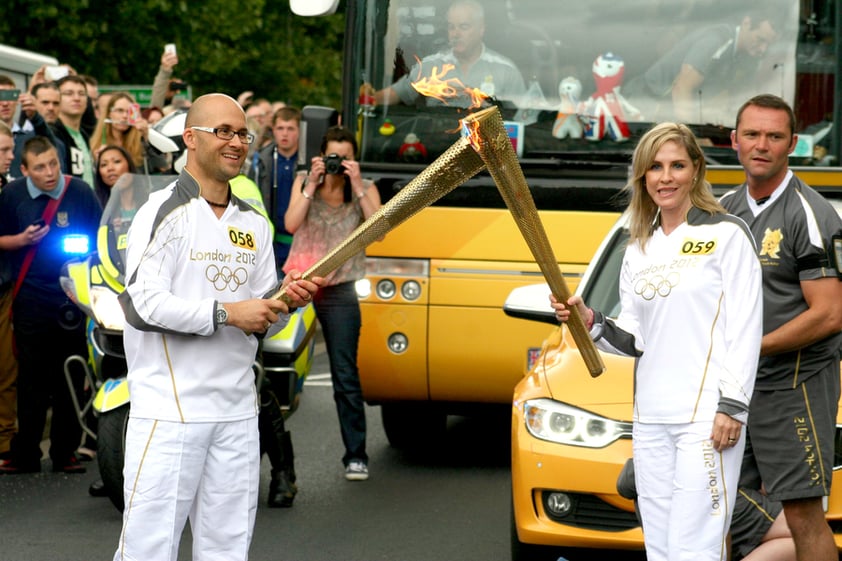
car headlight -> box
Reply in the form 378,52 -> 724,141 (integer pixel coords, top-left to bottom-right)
90,286 -> 126,330
523,398 -> 631,448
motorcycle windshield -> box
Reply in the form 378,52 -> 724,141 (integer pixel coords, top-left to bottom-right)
99,173 -> 177,281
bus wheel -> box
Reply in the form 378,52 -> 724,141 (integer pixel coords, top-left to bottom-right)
380,402 -> 446,450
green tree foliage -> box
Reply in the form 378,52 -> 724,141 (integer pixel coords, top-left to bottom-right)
0,0 -> 345,109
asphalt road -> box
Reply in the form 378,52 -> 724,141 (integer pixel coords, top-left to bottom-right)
0,332 -> 515,561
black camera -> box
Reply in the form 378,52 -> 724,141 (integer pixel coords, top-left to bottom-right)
322,153 -> 345,175
169,80 -> 189,91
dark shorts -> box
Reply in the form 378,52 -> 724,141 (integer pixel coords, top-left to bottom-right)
730,488 -> 782,560
740,364 -> 840,502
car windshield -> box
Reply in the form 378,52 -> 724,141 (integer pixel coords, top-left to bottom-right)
351,0 -> 836,168
580,227 -> 628,318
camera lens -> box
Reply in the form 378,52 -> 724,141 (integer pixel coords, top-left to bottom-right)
323,154 -> 344,175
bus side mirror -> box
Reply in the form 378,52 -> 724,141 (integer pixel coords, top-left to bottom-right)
299,105 -> 340,167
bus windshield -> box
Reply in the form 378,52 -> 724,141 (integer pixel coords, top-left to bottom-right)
349,0 -> 837,169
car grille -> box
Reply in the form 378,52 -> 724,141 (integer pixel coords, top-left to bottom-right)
541,491 -> 640,531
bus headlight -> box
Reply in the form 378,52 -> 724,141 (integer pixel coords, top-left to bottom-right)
355,279 -> 371,299
376,279 -> 396,299
401,280 -> 421,301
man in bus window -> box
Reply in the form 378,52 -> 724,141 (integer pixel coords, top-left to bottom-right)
626,12 -> 782,123
373,0 -> 525,108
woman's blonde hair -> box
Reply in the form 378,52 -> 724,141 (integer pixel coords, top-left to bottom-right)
626,122 -> 724,249
90,92 -> 145,168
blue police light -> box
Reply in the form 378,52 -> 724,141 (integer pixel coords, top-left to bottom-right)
62,234 -> 90,255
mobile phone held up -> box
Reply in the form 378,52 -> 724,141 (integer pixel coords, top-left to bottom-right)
164,43 -> 177,56
127,103 -> 141,125
45,65 -> 69,81
0,89 -> 20,102
31,219 -> 46,229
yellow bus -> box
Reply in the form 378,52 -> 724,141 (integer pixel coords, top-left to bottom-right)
293,0 -> 842,448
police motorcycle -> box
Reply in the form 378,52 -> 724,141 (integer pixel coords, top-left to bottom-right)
60,113 -> 318,511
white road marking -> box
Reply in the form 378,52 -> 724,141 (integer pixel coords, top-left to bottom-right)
305,372 -> 333,386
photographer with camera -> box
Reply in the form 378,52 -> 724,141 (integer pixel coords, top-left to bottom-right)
284,125 -> 381,481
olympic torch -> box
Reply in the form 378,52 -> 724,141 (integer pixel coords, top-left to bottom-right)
461,107 -> 605,377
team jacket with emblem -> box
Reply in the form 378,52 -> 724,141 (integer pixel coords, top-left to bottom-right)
721,172 -> 842,389
592,207 -> 762,424
119,171 -> 285,423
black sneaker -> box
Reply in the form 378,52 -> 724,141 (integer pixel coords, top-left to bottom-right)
0,457 -> 41,474
268,469 -> 298,508
52,455 -> 87,474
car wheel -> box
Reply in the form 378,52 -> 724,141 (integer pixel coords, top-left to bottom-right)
97,405 -> 129,512
380,402 -> 446,450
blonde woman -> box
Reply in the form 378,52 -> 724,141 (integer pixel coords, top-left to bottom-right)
552,122 -> 763,561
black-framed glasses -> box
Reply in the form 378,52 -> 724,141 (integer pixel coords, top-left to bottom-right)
191,126 -> 254,145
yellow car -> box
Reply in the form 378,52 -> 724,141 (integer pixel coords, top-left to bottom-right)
505,214 -> 842,560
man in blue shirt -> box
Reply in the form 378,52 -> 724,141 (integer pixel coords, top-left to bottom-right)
0,136 -> 101,474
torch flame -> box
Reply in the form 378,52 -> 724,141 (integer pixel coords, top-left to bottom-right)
461,117 -> 483,152
411,63 -> 489,110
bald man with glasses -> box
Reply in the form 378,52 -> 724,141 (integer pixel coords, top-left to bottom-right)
112,93 -> 322,561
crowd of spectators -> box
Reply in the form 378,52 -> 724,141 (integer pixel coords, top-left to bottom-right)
0,46 -> 295,482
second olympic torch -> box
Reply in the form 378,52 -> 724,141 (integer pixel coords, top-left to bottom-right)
461,107 -> 605,377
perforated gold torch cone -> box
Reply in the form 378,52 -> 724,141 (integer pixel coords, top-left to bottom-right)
270,136 -> 485,300
461,106 -> 605,377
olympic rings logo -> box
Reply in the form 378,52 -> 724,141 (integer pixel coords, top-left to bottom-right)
205,265 -> 248,291
633,272 -> 680,300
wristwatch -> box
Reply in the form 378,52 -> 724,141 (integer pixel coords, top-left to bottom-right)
214,302 -> 228,329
